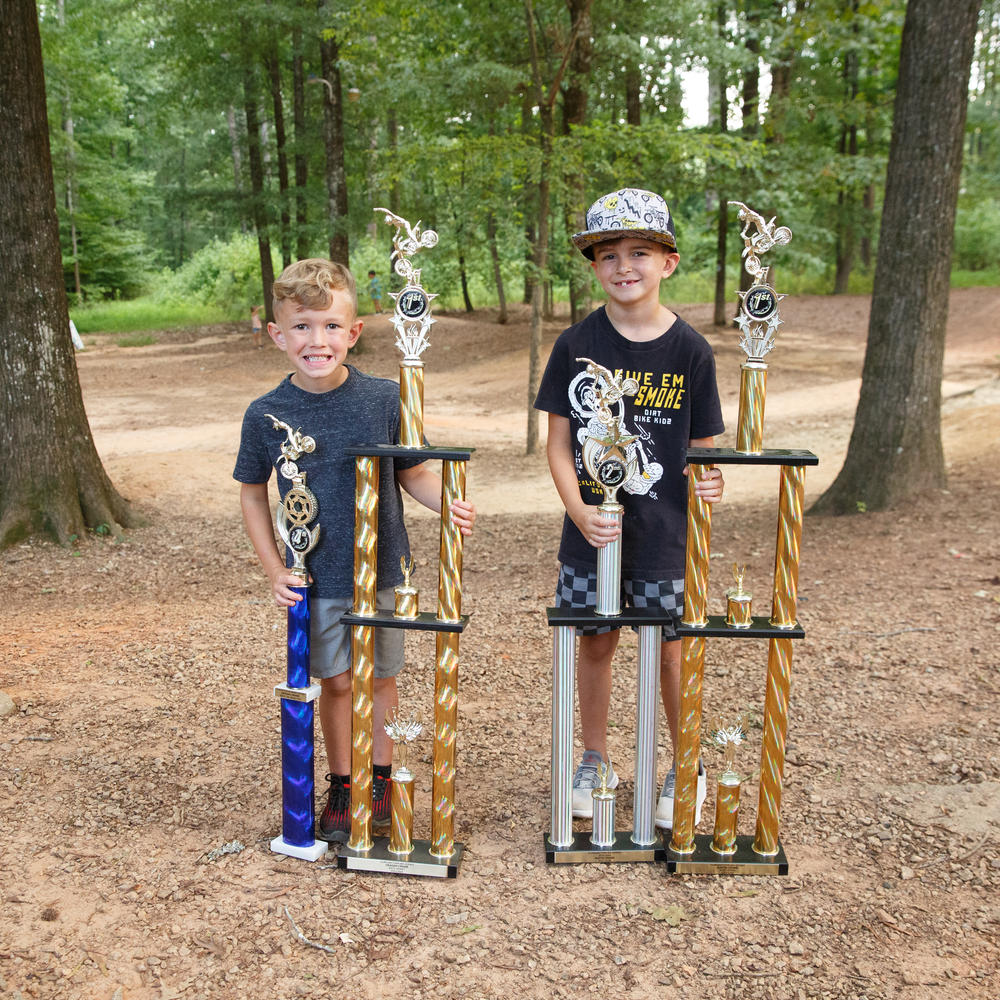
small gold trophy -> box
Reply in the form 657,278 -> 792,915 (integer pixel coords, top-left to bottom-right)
590,759 -> 617,849
711,718 -> 747,855
725,563 -> 753,628
384,709 -> 424,856
394,556 -> 419,619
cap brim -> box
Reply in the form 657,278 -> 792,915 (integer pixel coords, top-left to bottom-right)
571,228 -> 677,258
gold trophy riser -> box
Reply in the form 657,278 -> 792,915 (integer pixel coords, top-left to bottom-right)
712,772 -> 741,855
389,769 -> 415,856
399,363 -> 424,448
736,363 -> 767,454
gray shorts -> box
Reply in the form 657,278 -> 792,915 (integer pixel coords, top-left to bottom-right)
308,588 -> 405,680
555,563 -> 685,641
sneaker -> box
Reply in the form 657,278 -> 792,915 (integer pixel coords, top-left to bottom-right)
372,770 -> 392,827
571,750 -> 619,819
655,761 -> 707,830
318,774 -> 351,843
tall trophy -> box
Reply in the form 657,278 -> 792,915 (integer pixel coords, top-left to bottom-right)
545,362 -> 665,864
337,209 -> 472,878
267,416 -> 327,862
665,202 -> 817,876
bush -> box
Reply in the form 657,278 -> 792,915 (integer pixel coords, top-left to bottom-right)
954,200 -> 1000,271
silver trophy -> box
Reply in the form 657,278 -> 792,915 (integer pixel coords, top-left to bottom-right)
265,414 -> 320,579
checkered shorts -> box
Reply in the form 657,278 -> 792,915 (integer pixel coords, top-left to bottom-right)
555,563 -> 685,640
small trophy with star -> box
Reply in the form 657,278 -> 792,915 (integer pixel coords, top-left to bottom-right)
729,202 -> 793,454
577,357 -> 640,616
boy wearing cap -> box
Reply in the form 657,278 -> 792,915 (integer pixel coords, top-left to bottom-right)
534,189 -> 725,829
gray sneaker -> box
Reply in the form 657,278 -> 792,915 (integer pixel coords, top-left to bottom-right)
571,750 -> 619,819
655,760 -> 706,830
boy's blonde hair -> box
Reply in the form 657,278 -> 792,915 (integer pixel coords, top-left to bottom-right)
272,258 -> 357,317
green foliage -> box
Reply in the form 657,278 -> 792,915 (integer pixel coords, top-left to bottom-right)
73,298 -> 232,334
116,333 -> 158,348
954,200 -> 1000,271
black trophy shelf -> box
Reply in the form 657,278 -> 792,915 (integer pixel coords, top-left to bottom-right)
685,446 -> 818,467
676,616 -> 804,639
342,610 -> 469,633
546,606 -> 675,629
346,444 -> 475,461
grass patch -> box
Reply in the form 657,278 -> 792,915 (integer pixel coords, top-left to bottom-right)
73,297 -> 237,335
116,333 -> 157,348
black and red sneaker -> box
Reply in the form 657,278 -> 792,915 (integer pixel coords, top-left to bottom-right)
372,766 -> 392,827
318,773 -> 351,843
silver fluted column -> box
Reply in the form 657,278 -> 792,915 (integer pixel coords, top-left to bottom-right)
595,503 -> 623,615
549,624 -> 576,848
632,624 -> 660,846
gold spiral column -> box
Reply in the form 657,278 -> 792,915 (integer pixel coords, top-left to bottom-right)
399,362 -> 425,448
680,463 -> 712,628
754,464 -> 805,855
389,768 -> 415,855
736,362 -> 767,454
349,456 -> 379,852
431,459 -> 466,859
712,773 -> 741,855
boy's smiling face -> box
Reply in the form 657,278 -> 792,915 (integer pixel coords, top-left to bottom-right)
268,288 -> 362,393
590,237 -> 679,310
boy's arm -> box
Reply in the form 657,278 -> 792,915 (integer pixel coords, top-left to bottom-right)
396,463 -> 476,535
239,482 -> 306,605
686,436 -> 724,503
546,413 -> 621,549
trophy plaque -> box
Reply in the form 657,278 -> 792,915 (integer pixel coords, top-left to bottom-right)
266,415 -> 327,862
337,210 -> 472,879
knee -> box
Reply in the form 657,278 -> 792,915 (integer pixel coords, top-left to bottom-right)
322,672 -> 352,697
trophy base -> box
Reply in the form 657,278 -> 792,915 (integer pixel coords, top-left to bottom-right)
337,838 -> 463,878
270,835 -> 329,862
663,833 -> 788,876
544,830 -> 665,865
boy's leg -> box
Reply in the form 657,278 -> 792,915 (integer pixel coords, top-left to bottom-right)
319,673 -> 352,776
577,630 -> 620,759
373,675 -> 399,767
660,638 -> 681,760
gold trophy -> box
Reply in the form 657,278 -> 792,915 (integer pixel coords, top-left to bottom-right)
725,564 -> 752,628
394,556 -> 419,619
710,718 -> 748,855
384,709 -> 424,856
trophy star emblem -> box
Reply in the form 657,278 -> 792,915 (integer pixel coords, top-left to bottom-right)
594,421 -> 637,463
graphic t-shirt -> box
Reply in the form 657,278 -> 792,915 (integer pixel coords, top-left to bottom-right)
233,366 -> 425,599
534,307 -> 724,578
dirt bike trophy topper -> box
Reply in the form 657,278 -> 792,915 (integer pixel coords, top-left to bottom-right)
666,202 -> 818,875
337,209 -> 473,878
267,415 -> 326,862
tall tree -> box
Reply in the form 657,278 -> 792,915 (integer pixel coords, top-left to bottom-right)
1,0 -> 133,546
813,0 -> 981,514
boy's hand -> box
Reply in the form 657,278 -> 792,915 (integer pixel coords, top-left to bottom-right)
449,499 -> 476,536
572,505 -> 623,549
685,465 -> 724,503
269,567 -> 308,607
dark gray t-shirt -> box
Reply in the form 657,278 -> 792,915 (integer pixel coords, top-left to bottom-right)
534,307 -> 724,578
233,367 -> 425,599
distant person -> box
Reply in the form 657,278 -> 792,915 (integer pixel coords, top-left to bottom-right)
250,305 -> 262,348
234,258 -> 476,842
534,188 -> 725,829
367,270 -> 383,314
69,318 -> 84,351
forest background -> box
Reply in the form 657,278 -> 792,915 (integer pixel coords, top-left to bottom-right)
46,0 -> 1000,336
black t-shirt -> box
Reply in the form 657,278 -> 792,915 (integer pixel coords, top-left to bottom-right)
233,367 -> 425,599
534,307 -> 724,578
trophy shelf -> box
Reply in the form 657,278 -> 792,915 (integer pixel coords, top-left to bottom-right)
346,444 -> 474,462
545,831 -> 666,865
685,446 -> 818,467
676,617 -> 804,639
337,840 -> 464,878
342,611 -> 469,633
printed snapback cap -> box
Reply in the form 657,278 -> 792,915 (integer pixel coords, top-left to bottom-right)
571,188 -> 677,259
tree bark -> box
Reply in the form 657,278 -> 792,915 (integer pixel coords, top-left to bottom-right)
291,23 -> 309,259
712,2 -> 729,327
0,0 -> 133,547
243,63 -> 276,322
319,17 -> 349,265
264,46 -> 292,269
812,0 -> 980,515
487,211 -> 508,324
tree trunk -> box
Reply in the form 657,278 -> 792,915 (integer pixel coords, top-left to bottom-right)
243,63 -> 276,322
292,24 -> 309,259
264,47 -> 292,269
738,7 -> 761,296
0,0 -> 133,547
458,251 -> 474,312
712,2 -> 729,327
319,19 -> 349,265
487,211 -> 508,324
833,14 -> 860,295
812,0 -> 980,515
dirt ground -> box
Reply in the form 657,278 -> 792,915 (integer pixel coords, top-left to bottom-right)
2,288 -> 999,1000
